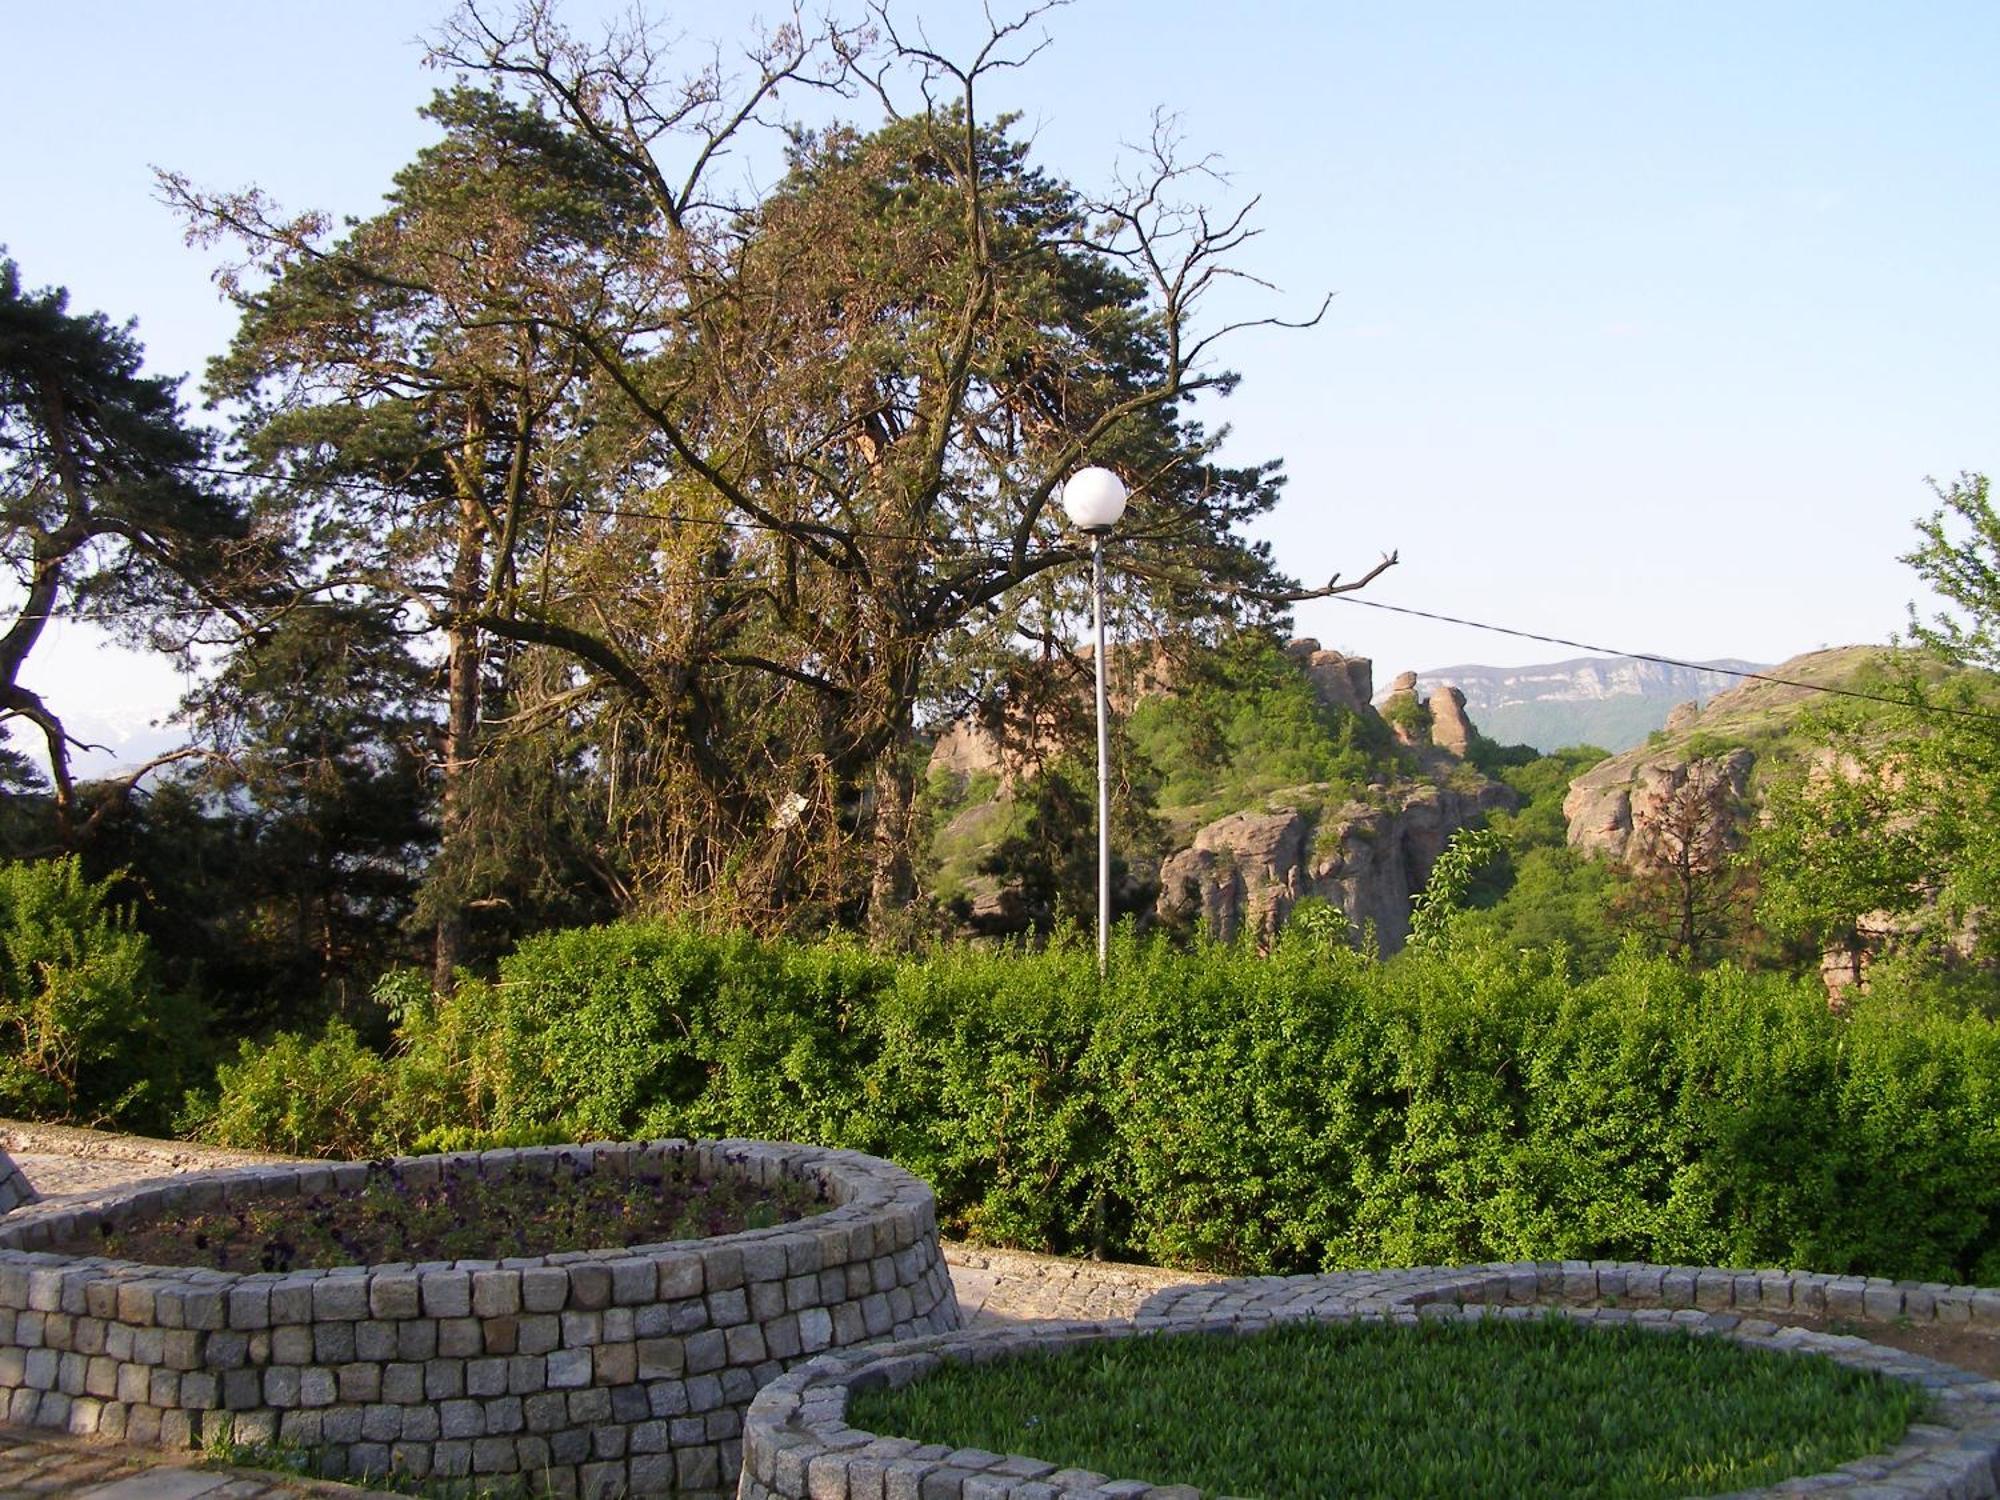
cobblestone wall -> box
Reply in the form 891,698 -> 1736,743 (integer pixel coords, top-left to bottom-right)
742,1261 -> 2000,1500
0,1151 -> 36,1216
0,1138 -> 958,1499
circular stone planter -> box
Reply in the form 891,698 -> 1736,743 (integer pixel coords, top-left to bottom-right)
744,1262 -> 2000,1500
0,1138 -> 959,1499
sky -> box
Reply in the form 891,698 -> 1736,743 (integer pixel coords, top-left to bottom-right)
5,0 -> 1997,768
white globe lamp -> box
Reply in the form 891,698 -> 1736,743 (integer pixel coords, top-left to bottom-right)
1061,466 -> 1128,535
1060,465 -> 1128,976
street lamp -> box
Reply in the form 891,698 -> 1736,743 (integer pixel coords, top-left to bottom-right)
1061,465 -> 1128,975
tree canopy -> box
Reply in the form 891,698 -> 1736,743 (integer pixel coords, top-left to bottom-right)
165,3 -> 1394,956
0,257 -> 245,836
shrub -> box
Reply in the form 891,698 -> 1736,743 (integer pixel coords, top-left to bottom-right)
205,919 -> 2000,1281
201,1021 -> 392,1159
0,857 -> 204,1133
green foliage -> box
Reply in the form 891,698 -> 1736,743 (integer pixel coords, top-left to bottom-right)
1377,692 -> 1432,737
849,1318 -> 1924,1500
0,858 -> 204,1133
1752,478 -> 2000,975
1456,746 -> 1625,974
1125,635 -> 1392,818
200,1022 -> 394,1161
208,919 -> 2000,1282
1407,827 -> 1503,954
1905,473 -> 2000,671
1280,896 -> 1350,953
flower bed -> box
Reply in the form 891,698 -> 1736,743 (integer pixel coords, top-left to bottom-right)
0,1138 -> 959,1499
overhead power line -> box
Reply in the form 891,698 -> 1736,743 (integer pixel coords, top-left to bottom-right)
1329,593 -> 2000,725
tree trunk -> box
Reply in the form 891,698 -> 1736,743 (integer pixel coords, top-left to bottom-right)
867,750 -> 916,928
434,480 -> 488,995
865,645 -> 925,938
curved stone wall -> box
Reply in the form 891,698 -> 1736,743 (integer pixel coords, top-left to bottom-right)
742,1261 -> 2000,1500
0,1149 -> 36,1215
0,1138 -> 958,1499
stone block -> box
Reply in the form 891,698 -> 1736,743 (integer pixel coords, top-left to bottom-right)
397,1319 -> 439,1361
227,1284 -> 271,1330
595,1341 -> 637,1384
441,1396 -> 484,1439
472,1269 -> 523,1317
382,1362 -> 424,1404
425,1359 -> 466,1400
547,1347 -> 593,1389
420,1270 -> 473,1318
467,1355 -> 509,1398
369,1273 -> 422,1320
525,1390 -> 568,1433
569,1263 -> 613,1311
686,1327 -> 728,1373
485,1393 -> 524,1433
338,1362 -> 382,1403
438,1316 -> 483,1357
313,1320 -> 356,1363
263,1365 -> 302,1408
611,1259 -> 657,1305
270,1323 -> 313,1365
658,1255 -> 704,1299
354,1318 -> 397,1362
509,1352 -> 547,1395
313,1276 -> 371,1322
569,1385 -> 613,1424
726,1323 -> 768,1366
269,1279 -> 316,1325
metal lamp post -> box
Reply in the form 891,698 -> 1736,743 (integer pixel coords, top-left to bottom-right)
1061,466 -> 1128,976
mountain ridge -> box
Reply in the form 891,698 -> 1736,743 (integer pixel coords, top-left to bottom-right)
1389,655 -> 1773,752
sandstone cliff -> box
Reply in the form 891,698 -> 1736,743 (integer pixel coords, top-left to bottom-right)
1148,639 -> 1512,953
1156,777 -> 1515,952
926,636 -> 1511,952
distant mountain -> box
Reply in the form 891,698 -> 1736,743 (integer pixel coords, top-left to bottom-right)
1395,656 -> 1770,753
1,707 -> 184,782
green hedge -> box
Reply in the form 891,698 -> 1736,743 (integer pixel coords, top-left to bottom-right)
0,857 -> 206,1134
202,923 -> 2000,1283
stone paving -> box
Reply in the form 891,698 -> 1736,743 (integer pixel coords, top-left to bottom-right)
0,1422 -> 373,1497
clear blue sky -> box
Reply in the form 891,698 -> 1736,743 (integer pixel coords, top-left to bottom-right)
5,1 -> 1997,758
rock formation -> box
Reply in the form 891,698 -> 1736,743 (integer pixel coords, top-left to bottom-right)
1428,686 -> 1474,758
930,634 -> 1514,952
1286,638 -> 1375,717
1563,747 -> 1753,866
1157,779 -> 1516,953
929,717 -> 1011,783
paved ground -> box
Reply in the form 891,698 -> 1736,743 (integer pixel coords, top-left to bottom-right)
0,1124 -> 1220,1496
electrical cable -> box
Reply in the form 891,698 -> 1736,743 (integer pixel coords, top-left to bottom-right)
1329,593 -> 2000,724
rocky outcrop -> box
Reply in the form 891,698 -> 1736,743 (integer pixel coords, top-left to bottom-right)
1563,747 -> 1753,866
1428,686 -> 1473,758
1286,638 -> 1375,717
1157,777 -> 1516,954
929,718 -> 1011,782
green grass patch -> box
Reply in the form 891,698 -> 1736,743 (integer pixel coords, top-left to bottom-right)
849,1317 -> 1926,1499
